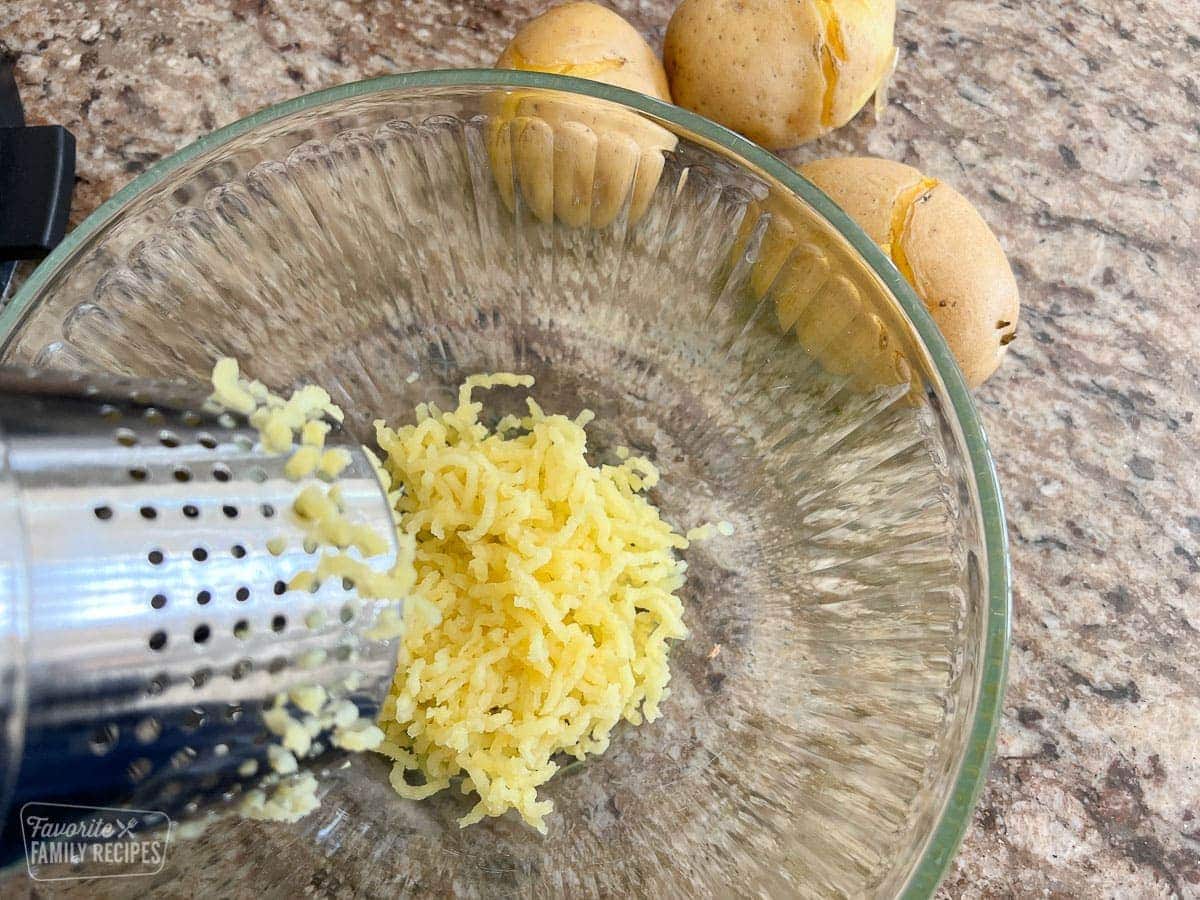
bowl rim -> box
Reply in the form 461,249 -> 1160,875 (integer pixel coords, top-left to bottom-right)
0,68 -> 1010,897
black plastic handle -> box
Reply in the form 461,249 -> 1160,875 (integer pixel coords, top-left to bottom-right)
0,50 -> 76,263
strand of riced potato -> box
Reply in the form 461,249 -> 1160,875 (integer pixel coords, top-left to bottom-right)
206,358 -> 417,825
372,373 -> 704,833
209,357 -> 419,609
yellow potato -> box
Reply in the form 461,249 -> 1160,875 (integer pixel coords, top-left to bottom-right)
663,0 -> 896,149
800,156 -> 1020,387
490,2 -> 676,226
497,1 -> 671,101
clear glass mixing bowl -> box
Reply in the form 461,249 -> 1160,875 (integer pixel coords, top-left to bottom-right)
0,71 -> 1009,898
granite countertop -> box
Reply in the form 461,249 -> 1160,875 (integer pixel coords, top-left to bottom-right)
3,0 -> 1198,895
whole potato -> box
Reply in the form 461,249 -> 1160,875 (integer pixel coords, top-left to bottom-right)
491,2 -> 676,226
663,0 -> 896,149
497,1 -> 671,101
800,156 -> 1020,387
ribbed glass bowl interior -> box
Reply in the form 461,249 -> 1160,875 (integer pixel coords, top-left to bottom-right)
0,71 -> 1009,898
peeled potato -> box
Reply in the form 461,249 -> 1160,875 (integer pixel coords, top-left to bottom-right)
490,2 -> 676,226
800,156 -> 1020,387
663,0 -> 896,149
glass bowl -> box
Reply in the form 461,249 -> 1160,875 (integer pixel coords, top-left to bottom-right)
0,71 -> 1009,898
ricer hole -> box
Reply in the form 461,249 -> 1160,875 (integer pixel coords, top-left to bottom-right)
170,747 -> 196,769
134,717 -> 162,744
182,708 -> 207,731
88,723 -> 119,755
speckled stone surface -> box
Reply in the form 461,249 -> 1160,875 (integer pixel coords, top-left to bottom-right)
2,0 -> 1198,895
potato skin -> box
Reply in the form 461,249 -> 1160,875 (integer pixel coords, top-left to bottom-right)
799,156 -> 920,245
663,0 -> 895,149
800,156 -> 1020,387
497,1 -> 671,102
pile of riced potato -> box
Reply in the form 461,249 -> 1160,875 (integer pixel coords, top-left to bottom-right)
209,361 -> 724,833
373,374 -> 715,832
491,0 -> 1020,388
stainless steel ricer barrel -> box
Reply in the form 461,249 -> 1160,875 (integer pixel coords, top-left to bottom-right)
0,367 -> 403,865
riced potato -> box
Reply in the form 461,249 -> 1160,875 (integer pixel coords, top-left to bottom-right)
373,374 -> 699,832
208,361 -> 727,833
207,360 -> 415,829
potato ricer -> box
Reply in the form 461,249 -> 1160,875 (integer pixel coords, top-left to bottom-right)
0,366 -> 403,867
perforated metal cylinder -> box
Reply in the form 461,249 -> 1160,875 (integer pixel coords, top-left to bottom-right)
0,368 -> 403,859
